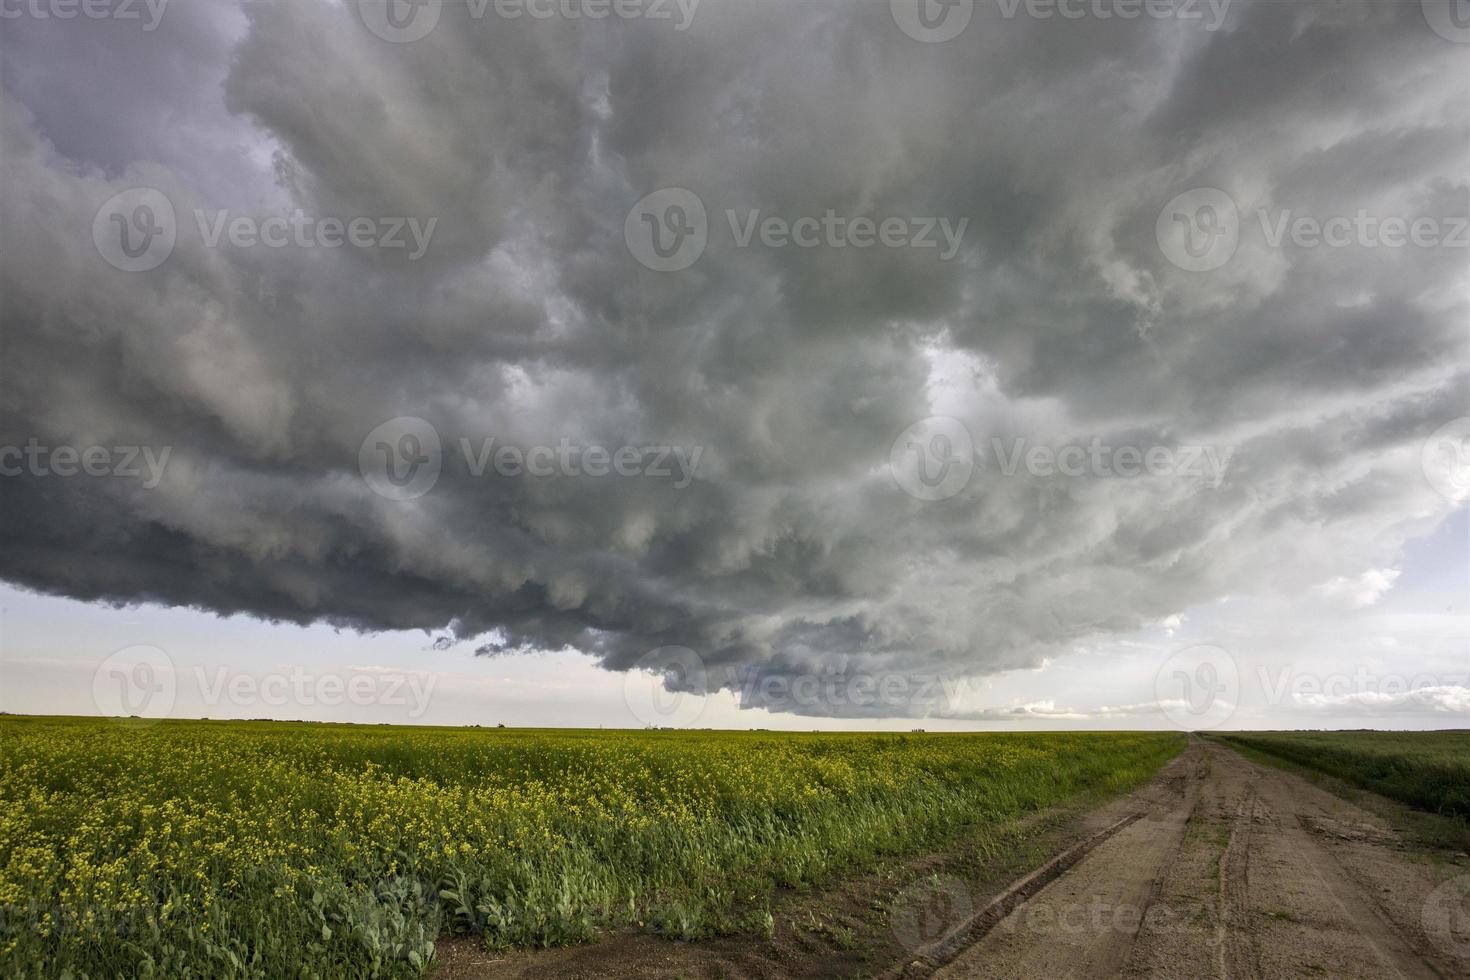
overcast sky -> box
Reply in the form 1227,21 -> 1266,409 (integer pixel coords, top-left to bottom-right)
1,0 -> 1466,730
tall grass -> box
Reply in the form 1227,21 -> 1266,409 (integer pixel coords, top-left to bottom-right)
0,717 -> 1183,978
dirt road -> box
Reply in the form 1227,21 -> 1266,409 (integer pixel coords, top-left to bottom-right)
932,739 -> 1469,980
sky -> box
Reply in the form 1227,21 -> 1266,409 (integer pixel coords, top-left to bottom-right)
0,0 -> 1467,731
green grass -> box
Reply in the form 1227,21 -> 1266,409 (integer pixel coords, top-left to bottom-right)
1213,730 -> 1470,821
0,716 -> 1183,979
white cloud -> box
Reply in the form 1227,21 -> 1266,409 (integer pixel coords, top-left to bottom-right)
1314,568 -> 1402,608
1293,685 -> 1470,714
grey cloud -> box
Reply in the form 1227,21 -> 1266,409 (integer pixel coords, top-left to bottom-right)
1,0 -> 1466,717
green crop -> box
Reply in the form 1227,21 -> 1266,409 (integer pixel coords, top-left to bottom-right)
0,716 -> 1183,978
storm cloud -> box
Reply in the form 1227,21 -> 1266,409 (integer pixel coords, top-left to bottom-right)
1,0 -> 1466,716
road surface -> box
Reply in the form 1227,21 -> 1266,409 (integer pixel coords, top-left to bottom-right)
933,739 -> 1468,980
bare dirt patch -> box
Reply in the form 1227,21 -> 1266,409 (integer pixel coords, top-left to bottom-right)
934,740 -> 1468,980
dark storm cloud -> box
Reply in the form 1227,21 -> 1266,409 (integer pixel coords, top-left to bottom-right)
1,0 -> 1466,715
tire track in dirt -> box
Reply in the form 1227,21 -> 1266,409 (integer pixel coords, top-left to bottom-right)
929,744 -> 1202,979
885,811 -> 1147,975
1217,785 -> 1258,980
